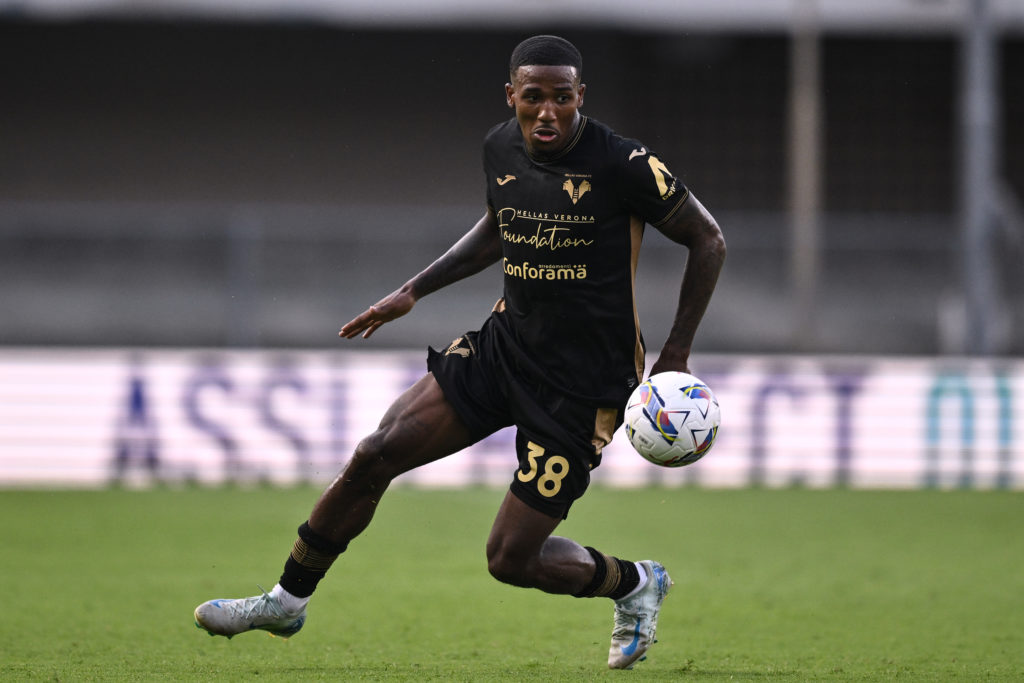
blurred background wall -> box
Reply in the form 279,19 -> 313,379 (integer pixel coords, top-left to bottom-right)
1,0 -> 1022,356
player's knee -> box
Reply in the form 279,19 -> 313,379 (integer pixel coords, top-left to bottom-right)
486,545 -> 533,587
344,433 -> 399,488
487,553 -> 526,587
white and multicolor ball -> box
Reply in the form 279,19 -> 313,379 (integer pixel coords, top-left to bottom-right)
624,371 -> 721,467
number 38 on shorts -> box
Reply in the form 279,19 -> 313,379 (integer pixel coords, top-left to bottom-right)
516,441 -> 570,498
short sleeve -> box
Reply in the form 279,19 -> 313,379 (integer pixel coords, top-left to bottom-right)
618,143 -> 690,228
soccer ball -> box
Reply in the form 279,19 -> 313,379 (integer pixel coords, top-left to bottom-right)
624,371 -> 721,467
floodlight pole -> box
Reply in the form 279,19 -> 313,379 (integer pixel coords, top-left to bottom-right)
788,0 -> 823,351
961,0 -> 1000,355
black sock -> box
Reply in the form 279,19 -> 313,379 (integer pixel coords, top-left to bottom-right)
278,521 -> 348,598
607,558 -> 641,600
574,546 -> 642,599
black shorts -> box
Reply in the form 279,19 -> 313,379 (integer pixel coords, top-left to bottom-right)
427,316 -> 622,519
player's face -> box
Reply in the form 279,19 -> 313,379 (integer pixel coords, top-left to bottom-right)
506,65 -> 585,158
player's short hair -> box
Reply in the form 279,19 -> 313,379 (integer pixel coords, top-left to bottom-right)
509,35 -> 583,82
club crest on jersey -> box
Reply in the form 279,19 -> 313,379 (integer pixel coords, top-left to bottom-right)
562,179 -> 591,205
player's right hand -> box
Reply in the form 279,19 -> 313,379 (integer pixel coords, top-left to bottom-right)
338,288 -> 416,340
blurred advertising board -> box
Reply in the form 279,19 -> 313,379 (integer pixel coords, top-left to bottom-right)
0,348 -> 1020,489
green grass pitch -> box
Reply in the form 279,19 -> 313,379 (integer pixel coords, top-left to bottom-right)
1,486 -> 1022,681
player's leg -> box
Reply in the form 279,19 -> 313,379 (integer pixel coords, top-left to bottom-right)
306,372 -> 476,545
494,384 -> 674,669
485,487 -> 646,599
485,489 -> 591,594
484,425 -> 636,596
194,373 -> 476,638
484,488 -> 671,669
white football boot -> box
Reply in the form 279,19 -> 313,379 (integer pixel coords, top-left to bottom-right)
607,560 -> 673,669
194,588 -> 306,639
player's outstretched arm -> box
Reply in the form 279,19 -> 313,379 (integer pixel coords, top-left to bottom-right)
339,210 -> 502,339
649,192 -> 726,375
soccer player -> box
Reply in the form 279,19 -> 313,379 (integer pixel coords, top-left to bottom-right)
194,34 -> 726,670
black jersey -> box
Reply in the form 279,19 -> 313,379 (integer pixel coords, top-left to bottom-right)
482,116 -> 689,406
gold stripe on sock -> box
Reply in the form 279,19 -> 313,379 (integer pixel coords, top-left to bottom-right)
290,538 -> 339,571
592,552 -> 622,598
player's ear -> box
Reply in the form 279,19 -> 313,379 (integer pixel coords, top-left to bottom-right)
505,83 -> 515,109
577,82 -> 586,108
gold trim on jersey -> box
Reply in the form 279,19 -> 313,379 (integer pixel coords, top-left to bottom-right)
629,215 -> 646,385
652,189 -> 691,228
591,407 -> 619,457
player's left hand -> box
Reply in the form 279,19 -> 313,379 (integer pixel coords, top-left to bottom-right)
339,288 -> 416,340
649,348 -> 690,376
